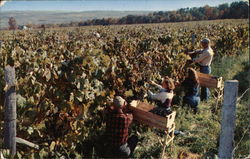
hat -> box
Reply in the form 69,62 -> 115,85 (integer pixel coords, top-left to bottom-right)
201,38 -> 210,44
114,96 -> 126,108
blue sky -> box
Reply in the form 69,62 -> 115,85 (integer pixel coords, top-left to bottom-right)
0,0 -> 240,12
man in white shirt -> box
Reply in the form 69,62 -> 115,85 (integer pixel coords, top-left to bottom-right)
187,38 -> 214,101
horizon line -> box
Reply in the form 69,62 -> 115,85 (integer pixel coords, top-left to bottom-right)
0,10 -> 170,12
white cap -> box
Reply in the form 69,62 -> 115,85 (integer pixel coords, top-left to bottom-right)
201,38 -> 210,44
113,96 -> 126,108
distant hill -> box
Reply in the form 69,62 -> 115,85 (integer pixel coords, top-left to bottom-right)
0,1 -> 248,29
0,11 -> 151,28
79,1 -> 249,26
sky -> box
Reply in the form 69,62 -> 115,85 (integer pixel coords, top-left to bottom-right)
0,0 -> 242,12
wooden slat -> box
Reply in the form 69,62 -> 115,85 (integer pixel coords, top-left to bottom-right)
196,71 -> 223,89
196,72 -> 211,78
166,112 -> 176,128
217,77 -> 223,88
129,104 -> 174,126
135,102 -> 155,111
135,102 -> 176,123
165,137 -> 174,145
128,101 -> 176,130
129,106 -> 167,130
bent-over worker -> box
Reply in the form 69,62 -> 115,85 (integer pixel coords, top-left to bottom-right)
105,96 -> 138,158
182,68 -> 200,114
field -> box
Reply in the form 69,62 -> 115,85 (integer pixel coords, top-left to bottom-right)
0,11 -> 151,29
0,19 -> 249,158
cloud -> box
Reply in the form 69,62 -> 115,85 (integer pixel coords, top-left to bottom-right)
0,1 -> 7,7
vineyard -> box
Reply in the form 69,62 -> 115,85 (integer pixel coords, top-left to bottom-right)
0,19 -> 249,158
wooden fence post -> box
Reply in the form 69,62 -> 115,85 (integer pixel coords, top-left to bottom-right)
218,80 -> 238,159
4,64 -> 16,157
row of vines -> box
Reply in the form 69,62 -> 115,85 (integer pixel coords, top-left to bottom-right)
0,19 -> 249,158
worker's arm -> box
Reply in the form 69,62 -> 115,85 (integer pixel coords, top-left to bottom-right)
148,91 -> 173,103
186,49 -> 203,55
193,51 -> 209,63
3,84 -> 9,92
148,90 -> 161,101
149,81 -> 163,90
123,104 -> 132,113
126,113 -> 133,125
103,106 -> 113,120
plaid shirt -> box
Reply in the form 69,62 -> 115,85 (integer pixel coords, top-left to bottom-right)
106,109 -> 132,146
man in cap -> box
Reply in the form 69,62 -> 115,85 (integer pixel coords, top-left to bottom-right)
105,96 -> 138,158
186,38 -> 214,101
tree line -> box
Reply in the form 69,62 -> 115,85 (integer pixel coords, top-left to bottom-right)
7,1 -> 249,30
77,1 -> 248,26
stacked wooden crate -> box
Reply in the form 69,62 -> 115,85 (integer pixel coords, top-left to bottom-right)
196,72 -> 223,89
196,71 -> 224,109
129,101 -> 176,131
129,100 -> 176,152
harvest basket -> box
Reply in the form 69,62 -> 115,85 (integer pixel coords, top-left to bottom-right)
128,100 -> 176,131
196,72 -> 223,89
196,71 -> 224,110
128,100 -> 176,157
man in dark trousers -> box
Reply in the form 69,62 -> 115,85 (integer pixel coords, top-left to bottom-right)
187,38 -> 214,101
105,96 -> 138,158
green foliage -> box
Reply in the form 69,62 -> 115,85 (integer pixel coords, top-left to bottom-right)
0,19 -> 249,158
234,100 -> 250,158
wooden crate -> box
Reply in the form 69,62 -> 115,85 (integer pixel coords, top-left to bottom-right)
128,100 -> 176,131
196,72 -> 223,89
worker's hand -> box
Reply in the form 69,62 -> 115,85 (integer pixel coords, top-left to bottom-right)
4,84 -> 8,92
126,113 -> 133,124
15,82 -> 18,90
149,80 -> 156,85
174,80 -> 180,86
123,104 -> 129,113
15,61 -> 21,68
